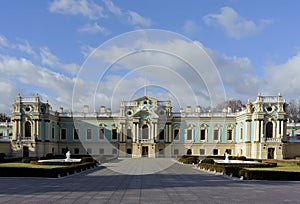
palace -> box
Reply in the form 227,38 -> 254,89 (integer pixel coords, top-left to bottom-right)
1,93 -> 300,160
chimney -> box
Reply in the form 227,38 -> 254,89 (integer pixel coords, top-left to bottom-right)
83,105 -> 89,113
100,106 -> 105,113
59,107 -> 64,113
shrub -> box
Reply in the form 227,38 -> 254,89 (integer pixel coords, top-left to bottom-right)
201,158 -> 215,164
178,155 -> 199,164
21,158 -> 31,163
81,157 -> 94,163
45,153 -> 54,159
236,156 -> 247,161
30,161 -> 39,165
0,153 -> 6,162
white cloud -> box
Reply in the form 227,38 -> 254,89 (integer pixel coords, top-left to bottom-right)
203,7 -> 271,39
49,0 -> 106,20
127,11 -> 152,27
40,47 -> 80,75
263,53 -> 300,98
0,35 -> 9,48
102,0 -> 122,16
16,40 -> 36,57
183,20 -> 200,35
78,22 -> 110,35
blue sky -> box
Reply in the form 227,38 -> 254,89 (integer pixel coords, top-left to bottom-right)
1,0 -> 300,114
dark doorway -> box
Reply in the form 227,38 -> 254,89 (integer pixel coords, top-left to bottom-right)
187,149 -> 192,155
266,122 -> 273,138
142,125 -> 148,139
268,148 -> 275,159
142,146 -> 148,157
126,148 -> 132,157
23,146 -> 29,158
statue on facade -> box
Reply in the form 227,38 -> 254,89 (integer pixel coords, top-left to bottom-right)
65,151 -> 71,162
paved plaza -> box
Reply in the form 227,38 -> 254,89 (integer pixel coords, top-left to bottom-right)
0,158 -> 300,203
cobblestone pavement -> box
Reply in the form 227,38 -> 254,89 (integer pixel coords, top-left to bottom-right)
0,158 -> 300,203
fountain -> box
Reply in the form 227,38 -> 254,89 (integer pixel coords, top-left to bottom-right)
38,151 -> 81,164
214,152 -> 260,164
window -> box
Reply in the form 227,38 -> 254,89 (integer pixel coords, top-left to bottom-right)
213,129 -> 219,140
0,132 -> 3,137
87,148 -> 92,154
187,129 -> 192,140
52,127 -> 55,139
200,129 -> 206,140
159,149 -> 164,155
142,125 -> 148,139
200,149 -> 205,155
225,149 -> 232,155
159,129 -> 164,140
112,129 -> 117,140
61,129 -> 66,140
174,129 -> 180,140
174,149 -> 179,155
213,149 -> 218,155
126,149 -> 132,155
187,149 -> 192,155
73,129 -> 79,140
112,149 -> 117,155
126,129 -> 132,140
74,148 -> 79,154
227,129 -> 232,140
86,129 -> 92,140
99,148 -> 104,154
25,121 -> 31,138
99,128 -> 105,140
240,128 -> 243,140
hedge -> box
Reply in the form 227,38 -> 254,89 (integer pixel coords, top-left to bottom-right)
0,162 -> 97,178
240,169 -> 300,180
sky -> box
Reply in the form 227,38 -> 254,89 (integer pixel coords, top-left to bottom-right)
1,0 -> 300,114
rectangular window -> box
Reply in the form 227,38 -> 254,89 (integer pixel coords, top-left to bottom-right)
187,129 -> 192,140
226,149 -> 232,155
159,129 -> 164,140
87,148 -> 92,154
86,129 -> 92,140
112,149 -> 117,155
174,149 -> 179,155
99,128 -> 105,140
73,129 -> 79,140
240,128 -> 243,140
61,129 -> 66,140
74,148 -> 79,154
0,132 -> 3,137
126,129 -> 132,140
227,129 -> 232,140
112,129 -> 117,140
52,127 -> 55,139
159,149 -> 164,155
200,149 -> 205,155
200,129 -> 206,140
213,129 -> 219,140
99,148 -> 104,155
174,129 -> 179,140
213,149 -> 218,155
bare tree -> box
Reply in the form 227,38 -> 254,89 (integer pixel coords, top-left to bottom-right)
286,100 -> 300,122
214,99 -> 245,112
0,113 -> 10,122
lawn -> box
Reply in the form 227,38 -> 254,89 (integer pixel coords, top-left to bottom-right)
0,162 -> 68,169
245,163 -> 300,172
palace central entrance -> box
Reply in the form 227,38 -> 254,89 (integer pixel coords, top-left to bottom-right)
142,146 -> 149,157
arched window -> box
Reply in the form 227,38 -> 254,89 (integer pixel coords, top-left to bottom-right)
187,149 -> 192,155
25,121 -> 31,138
266,122 -> 273,138
142,125 -> 148,139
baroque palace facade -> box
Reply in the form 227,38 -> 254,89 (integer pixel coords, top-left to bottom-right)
1,93 -> 300,160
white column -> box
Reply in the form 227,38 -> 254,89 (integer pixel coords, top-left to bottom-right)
154,123 -> 158,142
246,120 -> 251,142
254,120 -> 259,142
136,123 -> 139,142
151,123 -> 154,141
132,123 -> 136,142
276,120 -> 280,138
165,125 -> 169,142
260,120 -> 264,141
18,120 -> 21,139
169,125 -> 172,142
280,120 -> 284,138
45,121 -> 49,141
